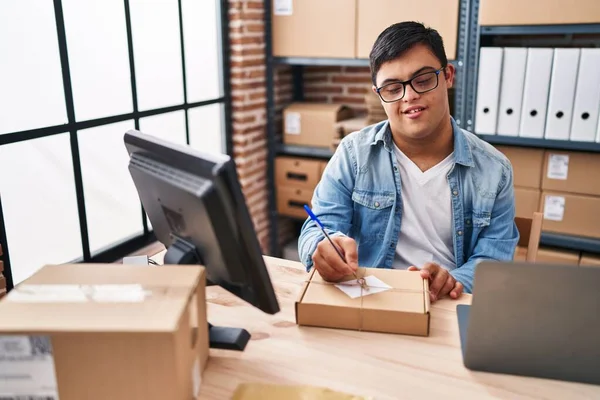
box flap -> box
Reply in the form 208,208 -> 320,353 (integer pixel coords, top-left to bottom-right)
0,264 -> 204,333
301,268 -> 426,314
295,269 -> 315,324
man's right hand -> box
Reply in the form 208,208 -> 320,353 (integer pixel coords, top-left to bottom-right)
311,236 -> 359,282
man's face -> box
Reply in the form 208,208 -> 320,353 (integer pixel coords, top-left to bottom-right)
373,43 -> 455,141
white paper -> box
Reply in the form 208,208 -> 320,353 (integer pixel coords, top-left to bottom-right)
334,276 -> 392,299
544,196 -> 566,221
285,112 -> 301,135
192,356 -> 201,398
7,284 -> 150,303
0,335 -> 59,399
547,154 -> 569,180
274,0 -> 293,16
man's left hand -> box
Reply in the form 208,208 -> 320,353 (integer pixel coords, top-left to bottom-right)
408,262 -> 463,302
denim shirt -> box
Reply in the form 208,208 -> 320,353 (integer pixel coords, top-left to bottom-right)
298,117 -> 519,293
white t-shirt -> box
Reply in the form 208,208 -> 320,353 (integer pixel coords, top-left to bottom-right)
392,143 -> 456,270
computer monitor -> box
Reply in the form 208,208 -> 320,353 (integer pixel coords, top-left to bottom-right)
123,129 -> 280,351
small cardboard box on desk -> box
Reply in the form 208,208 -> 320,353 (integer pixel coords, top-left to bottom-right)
296,267 -> 430,336
0,264 -> 208,400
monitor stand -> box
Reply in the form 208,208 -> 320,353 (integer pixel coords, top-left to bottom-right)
164,238 -> 251,351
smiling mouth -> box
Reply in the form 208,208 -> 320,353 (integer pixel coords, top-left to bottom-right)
404,107 -> 425,114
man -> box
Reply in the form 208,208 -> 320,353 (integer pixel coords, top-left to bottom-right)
298,21 -> 519,301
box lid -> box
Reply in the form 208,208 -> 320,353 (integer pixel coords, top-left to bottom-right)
0,264 -> 203,333
301,268 -> 427,314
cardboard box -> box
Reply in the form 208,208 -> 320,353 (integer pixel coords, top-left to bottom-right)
275,157 -> 322,190
272,0 -> 356,58
0,264 -> 208,400
542,151 -> 600,196
277,186 -> 314,219
356,0 -> 460,59
515,187 -> 541,219
536,247 -> 580,265
495,146 -> 544,188
540,192 -> 600,239
296,268 -> 430,336
480,0 -> 600,26
319,160 -> 329,178
284,103 -> 354,148
580,253 -> 600,267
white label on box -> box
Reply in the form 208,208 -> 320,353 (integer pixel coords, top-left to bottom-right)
192,356 -> 201,398
0,335 -> 59,399
273,0 -> 293,15
544,195 -> 566,221
285,112 -> 301,135
334,276 -> 391,299
7,284 -> 150,303
547,154 -> 569,180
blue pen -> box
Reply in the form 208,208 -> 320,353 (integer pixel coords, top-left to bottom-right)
303,204 -> 364,285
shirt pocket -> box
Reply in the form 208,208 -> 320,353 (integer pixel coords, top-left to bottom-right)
351,189 -> 394,241
465,210 -> 491,229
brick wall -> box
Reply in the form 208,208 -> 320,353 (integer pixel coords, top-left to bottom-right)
229,0 -> 270,252
304,66 -> 372,114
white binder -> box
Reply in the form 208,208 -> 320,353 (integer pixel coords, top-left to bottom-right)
519,48 -> 554,138
570,48 -> 600,142
497,48 -> 527,136
544,48 -> 580,140
475,47 -> 503,135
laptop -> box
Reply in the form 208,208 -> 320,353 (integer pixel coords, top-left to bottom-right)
457,261 -> 600,385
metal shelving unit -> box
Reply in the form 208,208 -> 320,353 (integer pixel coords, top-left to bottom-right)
541,233 -> 600,255
464,7 -> 600,256
477,135 -> 600,152
265,0 -> 474,256
276,144 -> 334,159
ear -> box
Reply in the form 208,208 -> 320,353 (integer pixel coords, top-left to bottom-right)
371,85 -> 378,94
443,64 -> 456,89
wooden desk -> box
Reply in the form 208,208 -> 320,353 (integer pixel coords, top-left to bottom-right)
151,252 -> 600,399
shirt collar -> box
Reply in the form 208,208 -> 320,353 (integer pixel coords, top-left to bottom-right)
371,117 -> 474,167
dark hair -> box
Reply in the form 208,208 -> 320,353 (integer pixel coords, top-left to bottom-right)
369,21 -> 448,86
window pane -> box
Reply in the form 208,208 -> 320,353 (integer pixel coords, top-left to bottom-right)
0,0 -> 67,134
181,0 -> 223,102
62,0 -> 133,121
129,0 -> 184,111
0,133 -> 82,284
139,110 -> 187,146
78,120 -> 143,255
188,104 -> 224,155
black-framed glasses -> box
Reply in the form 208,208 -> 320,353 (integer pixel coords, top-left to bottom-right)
376,67 -> 446,103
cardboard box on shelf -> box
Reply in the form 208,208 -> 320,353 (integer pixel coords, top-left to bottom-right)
319,160 -> 329,178
277,186 -> 314,219
272,0 -> 356,58
284,103 -> 354,148
495,146 -> 544,189
542,151 -> 600,196
275,157 -> 322,189
0,264 -> 208,400
356,0 -> 460,59
515,187 -> 541,219
580,253 -> 600,267
540,192 -> 600,239
536,247 -> 580,265
480,0 -> 600,26
296,268 -> 430,336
